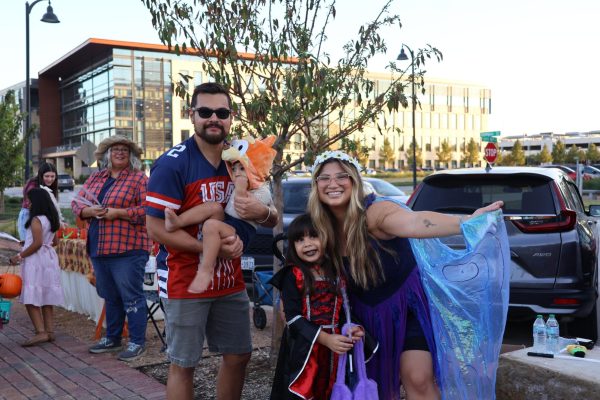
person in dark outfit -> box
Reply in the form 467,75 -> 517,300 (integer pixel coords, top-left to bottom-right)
270,214 -> 369,400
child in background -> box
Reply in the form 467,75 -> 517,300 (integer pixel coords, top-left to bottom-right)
269,214 -> 367,400
17,162 -> 60,241
10,188 -> 64,346
164,136 -> 276,293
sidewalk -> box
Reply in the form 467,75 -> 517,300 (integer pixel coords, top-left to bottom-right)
0,302 -> 166,400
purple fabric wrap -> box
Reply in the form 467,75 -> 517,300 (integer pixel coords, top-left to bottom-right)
349,268 -> 437,400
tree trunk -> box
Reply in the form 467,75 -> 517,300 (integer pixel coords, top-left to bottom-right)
270,173 -> 285,365
0,192 -> 5,214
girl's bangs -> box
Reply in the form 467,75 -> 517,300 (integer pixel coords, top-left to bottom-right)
287,214 -> 317,242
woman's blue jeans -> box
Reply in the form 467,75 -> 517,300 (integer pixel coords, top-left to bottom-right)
91,253 -> 149,346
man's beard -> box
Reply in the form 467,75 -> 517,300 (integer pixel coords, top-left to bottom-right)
196,122 -> 227,144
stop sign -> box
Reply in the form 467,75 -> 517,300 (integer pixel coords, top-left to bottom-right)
484,142 -> 498,164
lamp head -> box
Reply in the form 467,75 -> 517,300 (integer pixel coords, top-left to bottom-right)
41,3 -> 60,23
397,48 -> 409,61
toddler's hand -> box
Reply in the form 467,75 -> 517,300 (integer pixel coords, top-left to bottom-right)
324,333 -> 355,355
9,254 -> 22,265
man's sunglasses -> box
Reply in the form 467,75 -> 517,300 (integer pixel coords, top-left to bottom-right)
194,107 -> 231,119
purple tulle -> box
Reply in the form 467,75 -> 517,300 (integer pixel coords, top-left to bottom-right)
349,268 -> 437,400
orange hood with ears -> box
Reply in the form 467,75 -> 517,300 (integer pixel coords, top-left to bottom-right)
222,135 -> 277,190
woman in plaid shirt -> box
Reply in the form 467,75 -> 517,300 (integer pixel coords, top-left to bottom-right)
71,135 -> 151,362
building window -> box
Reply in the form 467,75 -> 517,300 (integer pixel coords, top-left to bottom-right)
180,101 -> 188,119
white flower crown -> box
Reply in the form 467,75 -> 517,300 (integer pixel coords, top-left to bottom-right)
311,150 -> 363,172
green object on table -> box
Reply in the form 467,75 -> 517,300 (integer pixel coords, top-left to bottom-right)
566,344 -> 587,358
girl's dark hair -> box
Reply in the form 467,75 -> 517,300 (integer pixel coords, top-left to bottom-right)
285,213 -> 338,295
35,162 -> 58,199
25,188 -> 60,232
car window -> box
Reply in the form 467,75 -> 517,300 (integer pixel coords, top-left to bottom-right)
559,180 -> 585,213
366,179 -> 406,196
412,175 -> 556,214
283,183 -> 311,214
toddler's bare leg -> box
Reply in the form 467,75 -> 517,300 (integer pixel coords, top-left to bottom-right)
188,218 -> 236,293
165,203 -> 224,232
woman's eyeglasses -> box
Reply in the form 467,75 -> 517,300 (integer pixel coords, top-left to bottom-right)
315,172 -> 351,185
194,107 -> 231,119
111,147 -> 130,154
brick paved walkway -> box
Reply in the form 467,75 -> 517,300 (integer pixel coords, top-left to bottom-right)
0,303 -> 165,400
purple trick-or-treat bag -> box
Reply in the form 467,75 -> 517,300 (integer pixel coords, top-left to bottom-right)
330,322 -> 378,400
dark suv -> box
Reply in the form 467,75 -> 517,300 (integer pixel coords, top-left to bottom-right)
408,166 -> 599,340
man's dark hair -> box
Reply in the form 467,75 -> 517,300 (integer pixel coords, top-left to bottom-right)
191,82 -> 232,109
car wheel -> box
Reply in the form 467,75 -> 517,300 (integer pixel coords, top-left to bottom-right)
253,306 -> 267,330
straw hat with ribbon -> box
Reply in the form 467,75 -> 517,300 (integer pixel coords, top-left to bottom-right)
94,135 -> 144,160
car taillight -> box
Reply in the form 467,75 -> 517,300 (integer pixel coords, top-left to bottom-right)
512,181 -> 579,233
552,298 -> 581,305
512,209 -> 577,233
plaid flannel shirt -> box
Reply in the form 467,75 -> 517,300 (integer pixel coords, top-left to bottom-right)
72,168 -> 150,256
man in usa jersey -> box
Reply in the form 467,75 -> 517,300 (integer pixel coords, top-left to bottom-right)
146,82 -> 278,400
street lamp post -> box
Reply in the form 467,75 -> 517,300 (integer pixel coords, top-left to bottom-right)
397,46 -> 417,189
25,0 -> 59,180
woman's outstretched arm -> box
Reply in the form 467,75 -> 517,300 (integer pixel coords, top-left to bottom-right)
367,199 -> 504,239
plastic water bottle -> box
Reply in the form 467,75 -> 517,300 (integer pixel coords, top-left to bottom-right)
546,314 -> 560,354
532,314 -> 546,352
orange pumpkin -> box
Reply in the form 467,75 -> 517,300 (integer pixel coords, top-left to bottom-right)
0,273 -> 22,298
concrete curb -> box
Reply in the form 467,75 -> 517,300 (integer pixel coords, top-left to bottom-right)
497,347 -> 600,399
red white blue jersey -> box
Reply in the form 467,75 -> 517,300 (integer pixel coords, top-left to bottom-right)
146,137 -> 245,299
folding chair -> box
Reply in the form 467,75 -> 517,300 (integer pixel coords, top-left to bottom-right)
144,287 -> 167,352
144,256 -> 167,352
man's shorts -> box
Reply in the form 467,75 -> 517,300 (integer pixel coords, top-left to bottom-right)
162,290 -> 252,368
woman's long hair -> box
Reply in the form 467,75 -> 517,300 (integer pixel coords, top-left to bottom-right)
35,162 -> 58,199
25,188 -> 60,233
307,160 -> 383,289
101,147 -> 142,171
285,213 -> 338,295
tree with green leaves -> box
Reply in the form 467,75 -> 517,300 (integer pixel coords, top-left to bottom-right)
380,137 -> 395,169
586,143 -> 600,163
461,138 -> 480,167
552,140 -> 567,164
405,140 -> 423,170
436,139 -> 452,169
145,0 -> 441,206
566,144 -> 585,164
144,0 -> 442,356
508,140 -> 525,166
0,90 -> 26,213
537,144 -> 552,164
494,150 -> 505,166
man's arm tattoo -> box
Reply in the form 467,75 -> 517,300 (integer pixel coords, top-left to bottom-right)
423,219 -> 436,228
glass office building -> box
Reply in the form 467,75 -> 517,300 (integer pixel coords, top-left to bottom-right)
38,39 -> 182,175
56,48 -> 173,158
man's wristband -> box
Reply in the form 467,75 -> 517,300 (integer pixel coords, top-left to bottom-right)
256,205 -> 271,224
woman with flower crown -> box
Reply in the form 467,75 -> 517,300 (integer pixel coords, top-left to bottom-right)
307,150 -> 504,399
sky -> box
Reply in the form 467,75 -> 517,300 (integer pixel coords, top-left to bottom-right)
1,0 -> 598,137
